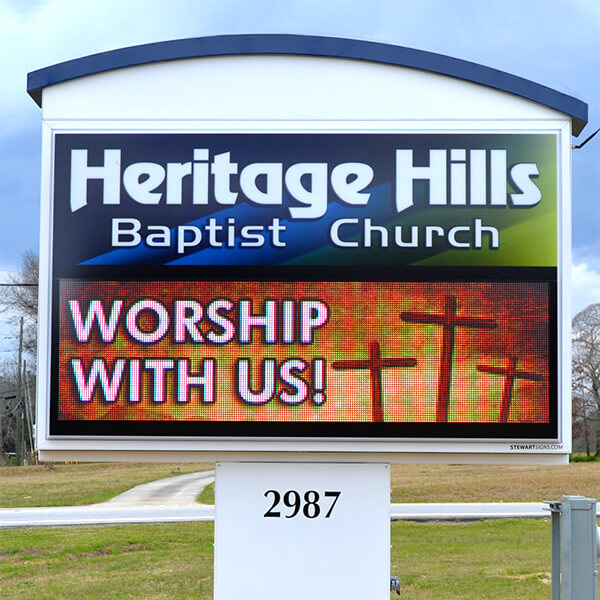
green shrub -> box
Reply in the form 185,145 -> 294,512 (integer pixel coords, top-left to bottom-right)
570,453 -> 598,462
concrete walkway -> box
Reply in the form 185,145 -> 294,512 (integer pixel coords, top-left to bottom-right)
102,470 -> 215,507
0,470 -> 216,529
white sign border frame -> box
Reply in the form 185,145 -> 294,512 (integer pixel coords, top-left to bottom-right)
36,118 -> 572,463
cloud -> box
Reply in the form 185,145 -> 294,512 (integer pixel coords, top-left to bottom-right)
572,262 -> 600,316
1,0 -> 599,273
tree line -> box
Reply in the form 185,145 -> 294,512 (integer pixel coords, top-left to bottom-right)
1,251 -> 37,463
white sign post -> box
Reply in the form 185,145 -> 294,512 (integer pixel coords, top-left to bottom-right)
214,462 -> 390,600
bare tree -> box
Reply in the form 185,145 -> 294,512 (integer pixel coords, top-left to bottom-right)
572,368 -> 595,455
572,303 -> 600,455
0,253 -> 38,461
1,251 -> 38,358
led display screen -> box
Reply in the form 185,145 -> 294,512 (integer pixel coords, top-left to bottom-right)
47,132 -> 560,442
51,271 -> 556,438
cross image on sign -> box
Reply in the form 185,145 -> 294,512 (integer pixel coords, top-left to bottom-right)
401,295 -> 498,423
332,341 -> 417,422
477,355 -> 546,422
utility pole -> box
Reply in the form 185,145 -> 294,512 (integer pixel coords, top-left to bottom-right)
0,396 -> 3,452
15,317 -> 23,466
23,360 -> 35,463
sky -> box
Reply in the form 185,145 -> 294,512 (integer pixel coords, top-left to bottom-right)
0,0 -> 599,356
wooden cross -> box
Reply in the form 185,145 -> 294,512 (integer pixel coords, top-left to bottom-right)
476,355 -> 546,422
332,341 -> 417,422
400,295 -> 497,423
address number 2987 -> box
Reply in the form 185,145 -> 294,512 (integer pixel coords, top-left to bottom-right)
263,489 -> 341,519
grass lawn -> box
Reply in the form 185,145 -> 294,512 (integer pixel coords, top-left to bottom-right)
0,519 -> 559,600
389,461 -> 600,503
2,461 -> 599,598
391,519 -> 555,599
198,461 -> 600,505
0,463 -> 213,507
3,460 -> 600,507
0,522 -> 214,600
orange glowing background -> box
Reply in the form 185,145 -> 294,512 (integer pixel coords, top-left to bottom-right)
57,280 -> 549,423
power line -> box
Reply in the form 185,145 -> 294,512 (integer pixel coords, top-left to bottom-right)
573,126 -> 600,150
0,283 -> 38,287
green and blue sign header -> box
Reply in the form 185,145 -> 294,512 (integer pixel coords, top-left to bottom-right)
53,132 -> 557,270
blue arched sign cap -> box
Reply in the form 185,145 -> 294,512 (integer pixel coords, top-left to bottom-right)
27,34 -> 588,136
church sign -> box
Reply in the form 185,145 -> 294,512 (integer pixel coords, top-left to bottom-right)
28,35 -> 586,462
